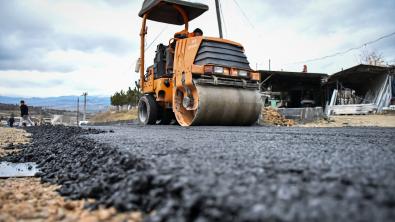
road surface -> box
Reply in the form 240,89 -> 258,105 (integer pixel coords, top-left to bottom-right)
2,125 -> 395,222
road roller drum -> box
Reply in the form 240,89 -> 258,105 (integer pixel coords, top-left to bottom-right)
173,84 -> 262,126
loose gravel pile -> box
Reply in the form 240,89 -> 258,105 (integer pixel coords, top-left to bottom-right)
2,125 -> 395,222
262,107 -> 297,126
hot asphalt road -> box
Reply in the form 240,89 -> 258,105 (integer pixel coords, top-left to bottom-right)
2,125 -> 395,222
86,125 -> 395,222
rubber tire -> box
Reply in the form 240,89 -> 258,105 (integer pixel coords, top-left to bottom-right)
138,95 -> 158,125
157,107 -> 175,125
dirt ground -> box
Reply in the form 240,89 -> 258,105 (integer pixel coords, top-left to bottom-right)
298,114 -> 395,127
0,128 -> 30,157
1,113 -> 394,221
91,110 -> 137,123
0,127 -> 143,222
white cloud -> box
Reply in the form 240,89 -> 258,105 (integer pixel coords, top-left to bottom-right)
0,0 -> 394,98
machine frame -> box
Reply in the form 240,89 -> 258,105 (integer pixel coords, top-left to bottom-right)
138,0 -> 261,126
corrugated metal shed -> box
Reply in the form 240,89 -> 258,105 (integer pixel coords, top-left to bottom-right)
327,64 -> 391,84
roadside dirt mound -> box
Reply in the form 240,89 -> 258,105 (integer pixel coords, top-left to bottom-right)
91,109 -> 137,123
262,107 -> 297,126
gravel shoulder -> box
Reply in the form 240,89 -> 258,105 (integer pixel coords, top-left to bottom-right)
0,127 -> 30,156
0,177 -> 142,222
0,127 -> 143,222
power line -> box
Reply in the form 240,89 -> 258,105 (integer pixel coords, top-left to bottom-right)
285,31 -> 395,65
120,61 -> 137,76
89,91 -> 109,101
91,24 -> 170,101
121,25 -> 169,77
223,0 -> 239,40
88,59 -> 137,101
145,24 -> 169,52
233,0 -> 262,38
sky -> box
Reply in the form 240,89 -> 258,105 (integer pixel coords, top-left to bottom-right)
0,0 -> 394,98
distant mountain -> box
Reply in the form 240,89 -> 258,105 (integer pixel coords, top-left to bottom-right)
0,95 -> 111,113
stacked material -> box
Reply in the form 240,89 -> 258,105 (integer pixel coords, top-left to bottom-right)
262,107 -> 297,126
330,104 -> 378,115
375,75 -> 393,113
327,75 -> 393,116
382,105 -> 395,111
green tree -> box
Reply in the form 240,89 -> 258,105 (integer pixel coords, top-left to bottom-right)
126,87 -> 134,106
133,81 -> 143,107
111,90 -> 129,111
111,82 -> 143,111
119,90 -> 128,110
111,92 -> 122,111
125,81 -> 143,108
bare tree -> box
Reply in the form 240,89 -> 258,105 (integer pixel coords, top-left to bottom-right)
358,48 -> 385,66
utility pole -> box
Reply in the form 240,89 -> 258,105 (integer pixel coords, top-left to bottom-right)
82,92 -> 88,121
39,108 -> 42,124
215,0 -> 223,38
77,97 -> 79,126
269,60 -> 271,71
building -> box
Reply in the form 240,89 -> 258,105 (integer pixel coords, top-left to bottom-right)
258,64 -> 395,121
259,70 -> 328,109
322,64 -> 394,115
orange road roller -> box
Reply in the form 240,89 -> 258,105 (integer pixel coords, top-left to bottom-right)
137,0 -> 262,126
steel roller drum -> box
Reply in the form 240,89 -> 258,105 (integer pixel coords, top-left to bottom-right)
189,84 -> 262,126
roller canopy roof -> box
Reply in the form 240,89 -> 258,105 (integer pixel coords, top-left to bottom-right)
138,0 -> 209,25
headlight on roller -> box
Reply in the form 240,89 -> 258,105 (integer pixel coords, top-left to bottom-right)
238,70 -> 248,77
213,66 -> 224,74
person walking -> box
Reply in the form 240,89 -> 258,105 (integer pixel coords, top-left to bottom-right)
8,116 -> 15,128
19,100 -> 34,127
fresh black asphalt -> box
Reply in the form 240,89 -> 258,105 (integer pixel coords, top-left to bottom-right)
1,125 -> 395,222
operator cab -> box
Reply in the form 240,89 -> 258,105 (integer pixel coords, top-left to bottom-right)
139,0 -> 208,80
149,28 -> 203,79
